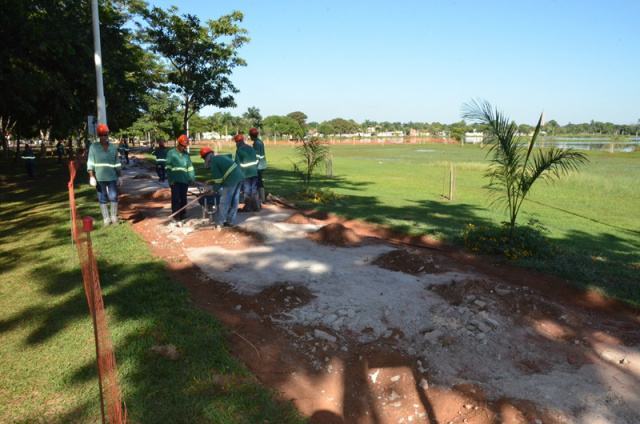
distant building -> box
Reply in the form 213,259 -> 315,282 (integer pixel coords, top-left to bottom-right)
464,131 -> 484,144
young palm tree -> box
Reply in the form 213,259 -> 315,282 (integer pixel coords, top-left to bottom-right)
462,99 -> 588,236
291,137 -> 330,191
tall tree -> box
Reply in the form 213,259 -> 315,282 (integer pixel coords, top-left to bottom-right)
128,91 -> 181,143
142,6 -> 249,136
462,99 -> 588,236
287,111 -> 308,130
0,0 -> 152,157
263,115 -> 304,139
243,106 -> 262,129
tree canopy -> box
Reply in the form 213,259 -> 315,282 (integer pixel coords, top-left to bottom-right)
0,0 -> 151,155
141,6 -> 249,136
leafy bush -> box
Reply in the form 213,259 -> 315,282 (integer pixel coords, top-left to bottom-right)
461,219 -> 562,260
291,187 -> 342,205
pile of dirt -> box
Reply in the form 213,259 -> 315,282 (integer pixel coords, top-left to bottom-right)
142,188 -> 171,201
372,248 -> 439,274
279,212 -> 317,225
307,222 -> 361,246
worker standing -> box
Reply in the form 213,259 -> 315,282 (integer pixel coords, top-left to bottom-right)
87,124 -> 122,228
152,142 -> 167,182
118,140 -> 126,164
200,147 -> 243,230
55,140 -> 65,165
234,134 -> 259,212
166,134 -> 196,221
249,127 -> 267,205
21,144 -> 36,180
123,139 -> 130,164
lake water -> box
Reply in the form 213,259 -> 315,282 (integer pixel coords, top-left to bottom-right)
328,136 -> 639,152
534,139 -> 640,152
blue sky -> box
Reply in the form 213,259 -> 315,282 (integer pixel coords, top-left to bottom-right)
146,0 -> 639,126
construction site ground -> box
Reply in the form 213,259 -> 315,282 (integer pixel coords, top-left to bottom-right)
117,154 -> 640,424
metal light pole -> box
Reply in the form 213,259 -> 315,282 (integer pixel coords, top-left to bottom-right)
91,0 -> 107,126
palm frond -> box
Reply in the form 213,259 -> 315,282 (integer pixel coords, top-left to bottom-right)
462,98 -> 588,236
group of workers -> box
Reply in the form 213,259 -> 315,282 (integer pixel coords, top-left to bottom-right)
86,123 -> 267,231
152,128 -> 267,229
18,139 -> 67,179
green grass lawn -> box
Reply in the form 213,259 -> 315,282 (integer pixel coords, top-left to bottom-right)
192,141 -> 638,306
0,154 -> 305,423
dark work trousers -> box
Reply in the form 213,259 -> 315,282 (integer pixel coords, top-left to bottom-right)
170,182 -> 189,220
257,169 -> 264,189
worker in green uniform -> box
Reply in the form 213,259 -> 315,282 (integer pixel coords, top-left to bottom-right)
166,134 -> 196,221
200,146 -> 243,230
21,144 -> 36,180
249,127 -> 267,204
152,141 -> 167,182
87,124 -> 122,228
234,134 -> 259,212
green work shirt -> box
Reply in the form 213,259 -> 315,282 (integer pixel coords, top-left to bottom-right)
152,147 -> 167,163
208,154 -> 243,192
252,138 -> 267,170
87,142 -> 121,181
21,149 -> 36,164
235,144 -> 258,179
166,148 -> 195,184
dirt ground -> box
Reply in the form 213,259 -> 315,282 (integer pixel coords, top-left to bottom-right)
118,157 -> 640,424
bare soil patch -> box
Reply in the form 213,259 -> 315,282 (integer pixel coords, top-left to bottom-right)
119,160 -> 640,424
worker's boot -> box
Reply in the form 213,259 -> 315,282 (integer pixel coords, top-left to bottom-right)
258,187 -> 266,204
110,202 -> 119,227
100,204 -> 110,228
252,194 -> 261,212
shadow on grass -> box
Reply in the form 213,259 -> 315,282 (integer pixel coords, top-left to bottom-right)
1,157 -> 307,423
266,166 -> 494,240
527,198 -> 640,238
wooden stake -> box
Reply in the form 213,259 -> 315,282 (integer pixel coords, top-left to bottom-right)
442,165 -> 447,200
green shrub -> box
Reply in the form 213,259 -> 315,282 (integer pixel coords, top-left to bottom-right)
291,187 -> 342,205
461,219 -> 562,261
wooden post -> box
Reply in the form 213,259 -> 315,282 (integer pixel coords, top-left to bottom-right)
449,165 -> 453,201
442,165 -> 447,200
451,165 -> 456,202
326,155 -> 333,178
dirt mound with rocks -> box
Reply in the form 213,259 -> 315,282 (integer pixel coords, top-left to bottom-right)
142,188 -> 172,201
307,222 -> 362,246
280,212 -> 317,225
372,249 -> 440,274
